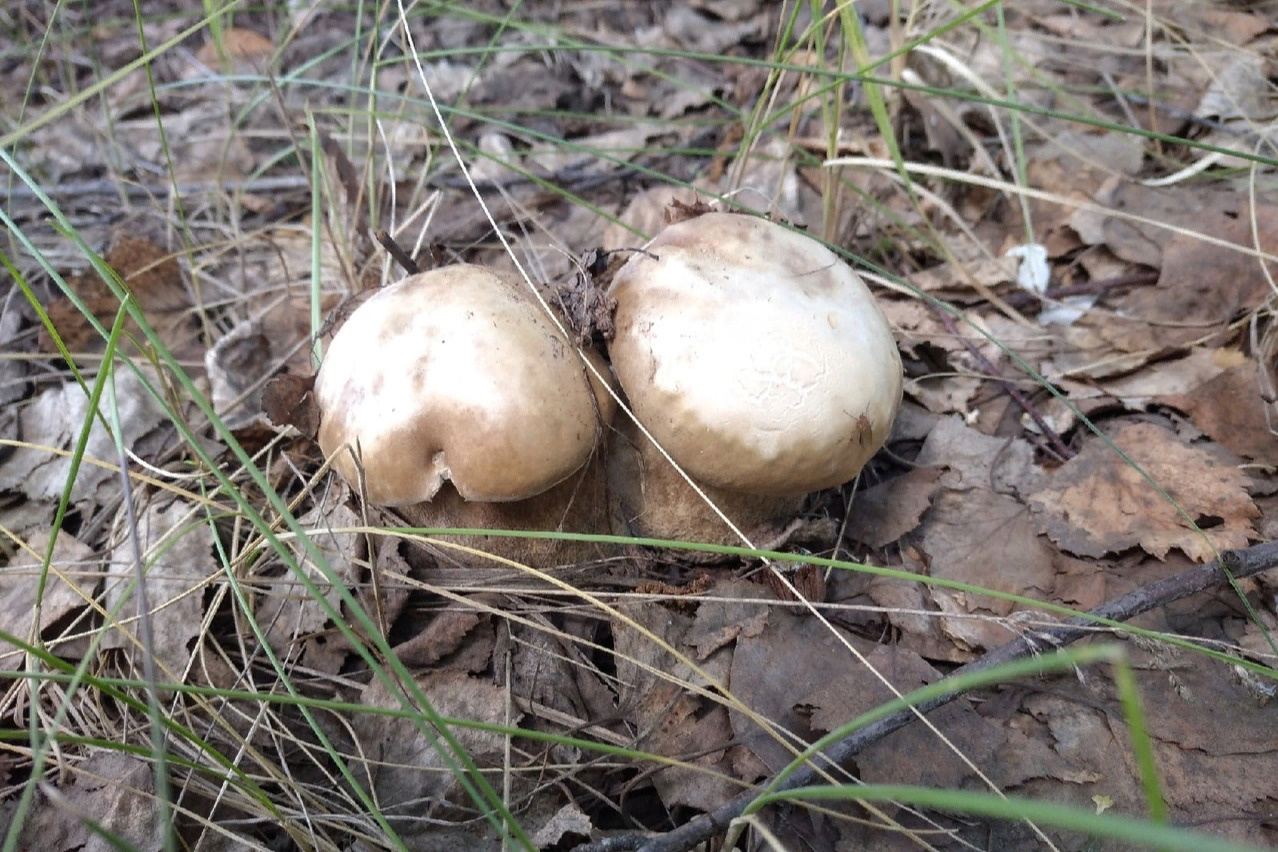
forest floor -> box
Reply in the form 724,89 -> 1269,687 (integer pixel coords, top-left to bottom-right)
3,1 -> 1278,850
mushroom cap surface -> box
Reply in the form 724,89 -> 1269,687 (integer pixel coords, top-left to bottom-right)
315,264 -> 613,505
607,212 -> 902,495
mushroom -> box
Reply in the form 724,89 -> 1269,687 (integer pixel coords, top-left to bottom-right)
605,211 -> 902,544
314,264 -> 615,568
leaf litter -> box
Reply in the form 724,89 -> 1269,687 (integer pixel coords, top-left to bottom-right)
4,1 -> 1278,850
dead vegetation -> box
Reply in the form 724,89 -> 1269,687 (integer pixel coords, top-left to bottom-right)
3,1 -> 1278,850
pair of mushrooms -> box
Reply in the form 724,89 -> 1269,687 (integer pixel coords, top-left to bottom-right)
313,211 -> 903,567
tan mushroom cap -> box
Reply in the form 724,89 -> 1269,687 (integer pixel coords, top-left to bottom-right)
607,212 -> 902,495
315,264 -> 614,506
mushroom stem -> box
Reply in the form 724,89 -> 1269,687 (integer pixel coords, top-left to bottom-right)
398,452 -> 612,570
607,416 -> 803,548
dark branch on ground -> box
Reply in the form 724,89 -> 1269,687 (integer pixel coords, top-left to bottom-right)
570,539 -> 1278,852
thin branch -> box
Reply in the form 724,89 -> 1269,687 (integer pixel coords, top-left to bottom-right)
375,229 -> 421,275
571,539 -> 1278,852
929,301 -> 1074,461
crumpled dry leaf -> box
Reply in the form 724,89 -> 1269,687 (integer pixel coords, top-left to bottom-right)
1161,360 -> 1278,465
192,27 -> 275,76
860,556 -> 960,662
727,608 -> 863,775
393,608 -> 487,670
17,750 -> 162,852
799,642 -> 1003,790
848,465 -> 943,548
1068,184 -> 1278,350
1080,346 -> 1248,409
530,801 -> 593,849
350,670 -> 521,822
921,488 -> 1058,651
915,414 -> 1040,496
998,649 -> 1278,849
0,288 -> 28,408
0,368 -> 168,505
205,317 -> 303,433
1117,659 -> 1278,847
498,615 -> 613,733
261,488 -> 412,675
1029,421 -> 1258,561
612,581 -> 763,812
0,529 -> 99,673
602,183 -> 710,249
727,605 -> 1007,849
254,498 -> 363,675
101,497 -> 214,681
42,230 -> 200,362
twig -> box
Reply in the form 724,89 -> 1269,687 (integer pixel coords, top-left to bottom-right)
0,161 -> 646,202
375,229 -> 420,275
928,302 -> 1074,461
1001,270 -> 1159,312
571,539 -> 1278,852
0,173 -> 314,201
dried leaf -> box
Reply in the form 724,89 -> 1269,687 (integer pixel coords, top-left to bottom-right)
847,465 -> 943,547
193,27 -> 275,75
915,415 -> 1040,496
0,530 -> 99,673
800,643 -> 1003,791
18,751 -> 162,852
613,585 -> 747,812
0,369 -> 168,504
1072,184 -> 1278,344
254,498 -> 362,675
42,230 -> 199,361
531,802 -> 593,849
1162,361 -> 1278,464
260,371 -> 319,437
0,290 -> 28,407
351,670 -> 519,816
1028,421 -> 1258,561
921,489 -> 1057,615
102,497 -> 214,680
392,609 -> 483,668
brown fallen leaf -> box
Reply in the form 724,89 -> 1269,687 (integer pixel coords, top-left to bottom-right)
350,670 -> 521,819
613,582 -> 760,812
799,642 -> 1003,791
0,530 -> 99,675
16,751 -> 162,850
1092,346 -> 1246,407
915,414 -> 1040,496
602,184 -> 710,249
1161,361 -> 1278,465
260,371 -> 319,438
0,368 -> 169,504
919,487 -> 1060,652
1028,421 -> 1258,562
193,27 -> 275,75
532,803 -> 594,849
847,465 -> 943,548
253,499 -> 363,675
41,230 -> 200,362
392,609 -> 484,669
1070,183 -> 1278,349
101,497 -> 214,682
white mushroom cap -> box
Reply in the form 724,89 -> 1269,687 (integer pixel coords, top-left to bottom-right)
606,212 -> 902,495
315,264 -> 614,506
